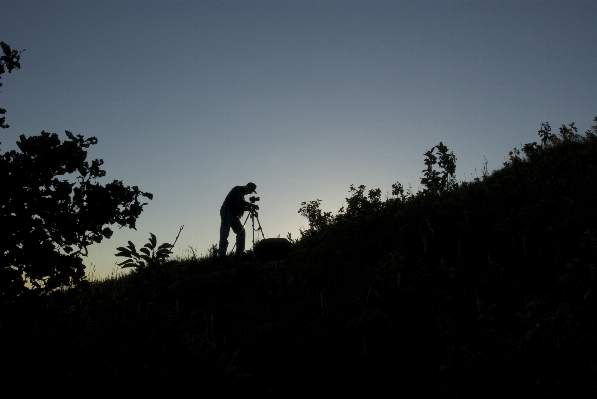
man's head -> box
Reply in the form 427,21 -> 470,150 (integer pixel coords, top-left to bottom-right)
245,182 -> 257,195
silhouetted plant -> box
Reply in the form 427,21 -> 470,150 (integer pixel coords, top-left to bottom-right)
286,232 -> 296,244
342,184 -> 383,218
0,45 -> 152,304
298,199 -> 333,235
207,243 -> 218,258
538,121 -> 553,145
391,181 -> 407,200
0,41 -> 23,129
115,226 -> 183,271
0,131 -> 153,303
115,233 -> 174,271
586,117 -> 597,139
421,142 -> 457,193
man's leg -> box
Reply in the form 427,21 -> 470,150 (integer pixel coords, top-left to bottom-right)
230,216 -> 246,255
218,207 -> 232,257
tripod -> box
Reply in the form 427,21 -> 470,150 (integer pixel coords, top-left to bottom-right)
231,209 -> 265,259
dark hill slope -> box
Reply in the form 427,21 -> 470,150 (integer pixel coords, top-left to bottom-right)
291,125 -> 597,397
2,121 -> 596,398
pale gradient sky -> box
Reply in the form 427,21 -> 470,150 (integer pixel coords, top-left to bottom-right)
2,0 -> 596,278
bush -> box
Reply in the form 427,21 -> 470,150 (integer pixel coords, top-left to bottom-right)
0,131 -> 152,303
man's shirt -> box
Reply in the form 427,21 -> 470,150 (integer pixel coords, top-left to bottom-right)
223,186 -> 252,216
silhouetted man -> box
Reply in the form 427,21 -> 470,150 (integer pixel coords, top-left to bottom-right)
218,182 -> 259,257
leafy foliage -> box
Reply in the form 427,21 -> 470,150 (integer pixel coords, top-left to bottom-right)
0,41 -> 152,303
298,185 -> 385,237
115,233 -> 174,271
298,199 -> 332,234
420,141 -> 457,193
0,131 -> 153,303
342,184 -> 383,217
0,41 -> 23,130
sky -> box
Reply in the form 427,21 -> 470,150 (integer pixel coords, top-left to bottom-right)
1,0 -> 596,279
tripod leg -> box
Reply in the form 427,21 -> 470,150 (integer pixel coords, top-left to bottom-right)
250,215 -> 267,261
254,215 -> 266,240
252,212 -> 256,259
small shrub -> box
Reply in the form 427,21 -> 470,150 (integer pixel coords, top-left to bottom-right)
115,233 -> 174,271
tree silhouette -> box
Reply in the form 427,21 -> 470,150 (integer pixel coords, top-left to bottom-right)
0,41 -> 23,130
0,42 -> 152,303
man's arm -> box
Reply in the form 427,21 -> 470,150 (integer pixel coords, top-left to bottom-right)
230,186 -> 257,211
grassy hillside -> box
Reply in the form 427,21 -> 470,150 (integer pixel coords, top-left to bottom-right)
2,119 -> 596,397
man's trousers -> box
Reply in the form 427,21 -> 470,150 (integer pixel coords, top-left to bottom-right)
218,205 -> 245,257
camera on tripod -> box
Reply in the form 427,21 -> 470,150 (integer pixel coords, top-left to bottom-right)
248,196 -> 260,217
